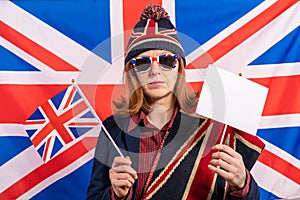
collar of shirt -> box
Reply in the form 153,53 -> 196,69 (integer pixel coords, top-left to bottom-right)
128,105 -> 179,132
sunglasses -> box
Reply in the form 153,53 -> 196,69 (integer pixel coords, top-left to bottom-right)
130,54 -> 179,73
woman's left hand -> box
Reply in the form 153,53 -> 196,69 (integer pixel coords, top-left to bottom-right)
208,144 -> 246,188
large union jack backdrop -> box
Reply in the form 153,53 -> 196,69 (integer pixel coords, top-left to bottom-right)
0,0 -> 299,199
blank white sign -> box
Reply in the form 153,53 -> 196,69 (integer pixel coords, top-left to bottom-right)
195,64 -> 269,135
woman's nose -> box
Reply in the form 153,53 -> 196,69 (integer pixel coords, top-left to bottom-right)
149,61 -> 161,75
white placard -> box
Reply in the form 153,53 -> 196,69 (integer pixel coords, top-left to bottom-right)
195,64 -> 269,135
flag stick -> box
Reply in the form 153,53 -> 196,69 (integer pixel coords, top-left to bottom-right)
72,80 -> 124,158
219,124 -> 227,145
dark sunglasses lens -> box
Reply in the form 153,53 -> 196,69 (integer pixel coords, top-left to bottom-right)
159,55 -> 176,70
135,57 -> 151,72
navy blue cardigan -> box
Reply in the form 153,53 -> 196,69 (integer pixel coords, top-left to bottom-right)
86,111 -> 264,200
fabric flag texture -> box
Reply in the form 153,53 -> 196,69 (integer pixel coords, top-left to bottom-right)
0,0 -> 299,199
24,85 -> 99,163
195,64 -> 269,135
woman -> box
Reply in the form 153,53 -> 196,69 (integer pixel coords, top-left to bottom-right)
86,4 -> 264,200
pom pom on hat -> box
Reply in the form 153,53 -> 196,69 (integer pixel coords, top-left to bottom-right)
140,4 -> 170,21
125,4 -> 185,66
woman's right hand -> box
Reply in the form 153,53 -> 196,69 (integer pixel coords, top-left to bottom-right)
109,156 -> 138,199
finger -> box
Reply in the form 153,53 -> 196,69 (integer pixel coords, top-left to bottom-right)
208,162 -> 246,188
211,151 -> 234,165
125,156 -> 131,161
213,144 -> 240,158
208,164 -> 232,181
110,172 -> 136,185
111,178 -> 133,188
209,157 -> 234,172
111,165 -> 138,180
112,156 -> 132,167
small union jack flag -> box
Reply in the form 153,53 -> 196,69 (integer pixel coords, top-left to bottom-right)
24,85 -> 99,163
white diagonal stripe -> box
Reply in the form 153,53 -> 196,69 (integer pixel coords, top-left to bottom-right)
0,1 -> 117,85
0,37 -> 57,73
0,146 -> 43,193
261,138 -> 300,169
0,1 -> 109,71
252,139 -> 300,199
18,149 -> 95,200
252,161 -> 300,199
0,129 -> 99,193
215,2 -> 300,73
186,0 -> 278,64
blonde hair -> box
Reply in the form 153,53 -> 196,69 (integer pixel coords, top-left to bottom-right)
113,58 -> 199,115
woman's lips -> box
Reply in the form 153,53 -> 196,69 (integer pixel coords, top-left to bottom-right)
148,81 -> 165,87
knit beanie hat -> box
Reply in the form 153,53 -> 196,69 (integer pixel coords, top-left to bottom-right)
124,4 -> 185,66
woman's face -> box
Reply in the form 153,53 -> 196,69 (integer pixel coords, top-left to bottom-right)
133,50 -> 179,103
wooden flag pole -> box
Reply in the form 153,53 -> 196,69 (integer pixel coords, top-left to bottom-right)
219,124 -> 227,145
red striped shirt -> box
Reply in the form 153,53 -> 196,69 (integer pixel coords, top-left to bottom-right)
129,107 -> 178,199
